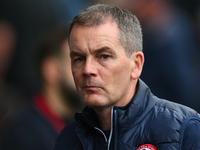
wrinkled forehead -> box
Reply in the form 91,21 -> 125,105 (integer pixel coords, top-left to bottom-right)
74,22 -> 120,40
69,19 -> 121,47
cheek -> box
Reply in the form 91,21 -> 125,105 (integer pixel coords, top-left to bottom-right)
72,69 -> 82,88
105,63 -> 131,92
109,62 -> 131,80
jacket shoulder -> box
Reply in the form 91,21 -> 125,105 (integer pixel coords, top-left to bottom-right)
143,98 -> 200,148
154,98 -> 200,119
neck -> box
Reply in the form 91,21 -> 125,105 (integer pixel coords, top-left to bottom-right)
94,107 -> 112,131
93,80 -> 138,131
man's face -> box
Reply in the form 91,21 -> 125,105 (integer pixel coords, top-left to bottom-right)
70,21 -> 135,110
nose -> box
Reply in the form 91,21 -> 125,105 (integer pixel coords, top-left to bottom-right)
83,58 -> 97,77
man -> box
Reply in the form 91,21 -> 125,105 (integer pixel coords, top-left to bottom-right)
54,4 -> 200,150
0,25 -> 82,150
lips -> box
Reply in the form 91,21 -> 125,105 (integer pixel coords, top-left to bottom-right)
80,79 -> 103,92
81,82 -> 103,92
83,85 -> 101,91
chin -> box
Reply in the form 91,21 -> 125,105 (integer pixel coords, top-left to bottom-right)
80,92 -> 109,106
82,98 -> 108,108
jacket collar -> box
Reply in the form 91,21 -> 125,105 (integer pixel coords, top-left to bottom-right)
114,79 -> 157,133
75,106 -> 101,128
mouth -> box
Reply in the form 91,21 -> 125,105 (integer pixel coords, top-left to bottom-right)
83,86 -> 101,91
80,80 -> 103,93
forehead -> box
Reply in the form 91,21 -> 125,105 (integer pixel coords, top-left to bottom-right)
69,21 -> 121,51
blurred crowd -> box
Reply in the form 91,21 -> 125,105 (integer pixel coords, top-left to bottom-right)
0,0 -> 200,149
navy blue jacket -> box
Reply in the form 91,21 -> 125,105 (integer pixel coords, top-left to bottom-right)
54,79 -> 200,150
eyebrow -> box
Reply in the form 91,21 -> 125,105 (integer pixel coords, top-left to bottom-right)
93,46 -> 115,55
70,46 -> 116,58
70,50 -> 83,58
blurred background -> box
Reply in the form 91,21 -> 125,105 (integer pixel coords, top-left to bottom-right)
0,0 -> 200,149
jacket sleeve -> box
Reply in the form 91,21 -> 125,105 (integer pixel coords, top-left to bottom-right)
180,117 -> 200,150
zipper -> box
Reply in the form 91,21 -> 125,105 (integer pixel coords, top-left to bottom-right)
113,109 -> 117,150
94,107 -> 114,150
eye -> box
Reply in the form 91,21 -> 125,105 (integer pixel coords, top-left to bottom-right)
101,54 -> 110,60
74,57 -> 84,63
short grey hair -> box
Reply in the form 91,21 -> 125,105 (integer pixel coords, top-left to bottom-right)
69,4 -> 143,57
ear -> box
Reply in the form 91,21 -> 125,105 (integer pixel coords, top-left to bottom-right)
130,51 -> 144,79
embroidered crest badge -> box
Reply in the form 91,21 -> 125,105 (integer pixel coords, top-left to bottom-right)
136,144 -> 157,150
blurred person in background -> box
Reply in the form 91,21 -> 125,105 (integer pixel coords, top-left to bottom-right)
0,19 -> 26,138
119,0 -> 200,112
0,25 -> 83,150
0,0 -> 64,98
